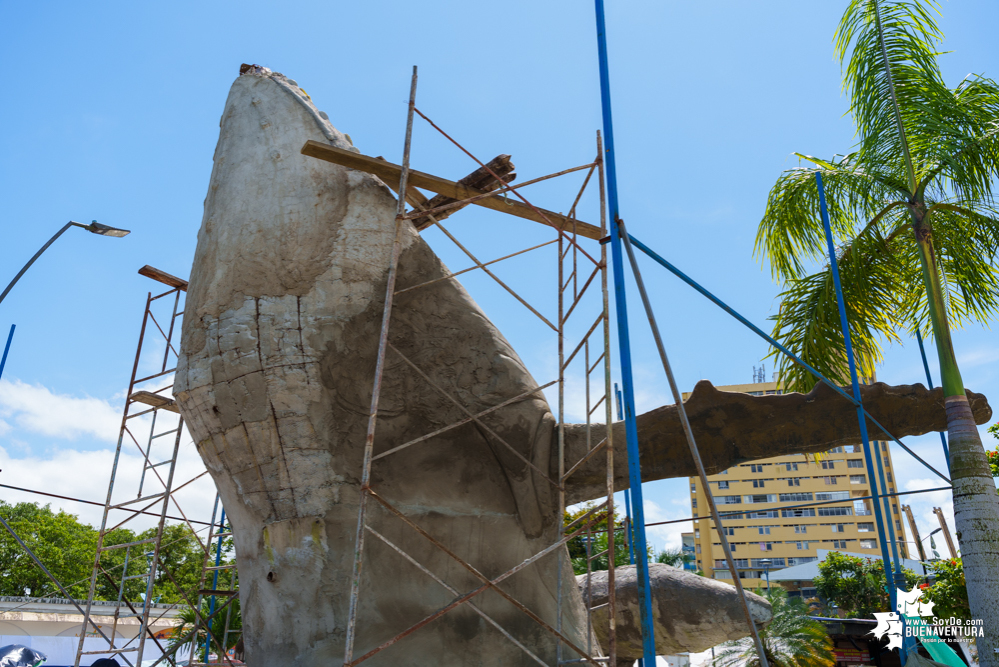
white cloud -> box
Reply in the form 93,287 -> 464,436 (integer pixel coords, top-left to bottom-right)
642,498 -> 693,553
0,438 -> 217,533
0,379 -> 122,440
957,345 -> 999,369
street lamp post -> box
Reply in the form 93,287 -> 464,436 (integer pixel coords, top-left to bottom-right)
759,558 -> 772,594
0,220 -> 130,306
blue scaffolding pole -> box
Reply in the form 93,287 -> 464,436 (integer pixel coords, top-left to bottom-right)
594,3 -> 657,662
916,331 -> 951,475
0,324 -> 14,382
815,173 -> 913,660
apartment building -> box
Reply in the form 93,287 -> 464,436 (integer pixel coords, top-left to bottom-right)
687,381 -> 908,592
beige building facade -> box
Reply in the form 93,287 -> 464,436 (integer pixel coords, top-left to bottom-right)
687,381 -> 908,595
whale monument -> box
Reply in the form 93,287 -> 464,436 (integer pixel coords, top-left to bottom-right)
173,66 -> 993,666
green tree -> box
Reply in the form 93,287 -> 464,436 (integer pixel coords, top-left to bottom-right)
0,500 -> 210,604
565,504 -> 630,575
922,558 -> 970,621
813,551 -> 919,618
0,501 -> 98,598
713,587 -> 834,667
756,0 -> 999,650
141,523 -> 212,604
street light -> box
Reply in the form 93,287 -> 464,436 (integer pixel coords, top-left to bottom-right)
0,220 -> 130,306
759,558 -> 772,594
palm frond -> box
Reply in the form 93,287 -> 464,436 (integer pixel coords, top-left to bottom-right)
914,78 -> 999,203
835,0 -> 946,186
756,155 -> 908,281
713,588 -> 834,667
768,221 -> 910,392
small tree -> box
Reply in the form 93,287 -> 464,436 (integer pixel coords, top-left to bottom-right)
923,558 -> 971,622
713,587 -> 834,667
813,552 -> 919,618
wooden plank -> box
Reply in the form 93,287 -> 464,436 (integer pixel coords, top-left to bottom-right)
138,265 -> 188,291
413,154 -> 516,230
301,141 -> 602,240
130,390 -> 180,414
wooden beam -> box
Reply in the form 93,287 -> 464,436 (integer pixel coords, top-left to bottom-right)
413,154 -> 516,230
130,390 -> 180,414
138,265 -> 188,291
301,141 -> 601,240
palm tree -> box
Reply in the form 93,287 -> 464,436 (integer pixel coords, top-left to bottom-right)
713,587 -> 834,667
166,596 -> 242,664
755,1 -> 999,657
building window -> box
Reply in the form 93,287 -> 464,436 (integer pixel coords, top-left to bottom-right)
721,495 -> 741,504
691,483 -> 696,492
816,491 -> 850,501
782,508 -> 817,518
730,543 -> 737,551
753,479 -> 765,488
857,522 -> 874,532
696,545 -> 701,553
893,504 -> 898,514
821,460 -> 835,470
796,541 -> 805,550
786,478 -> 800,487
887,472 -> 893,483
758,526 -> 771,535
723,527 -> 735,536
828,447 -> 844,453
860,539 -> 877,549
718,481 -> 729,489
780,492 -> 813,502
751,464 -> 764,473
785,462 -> 798,471
896,520 -> 902,532
694,530 -> 700,538
850,475 -> 866,484
848,459 -> 864,468
692,499 -> 698,508
824,476 -> 837,485
759,542 -> 773,551
884,456 -> 890,468
833,540 -> 847,549
830,524 -> 845,533
882,442 -> 887,452
794,525 -> 808,534
818,507 -> 852,517
720,469 -> 728,475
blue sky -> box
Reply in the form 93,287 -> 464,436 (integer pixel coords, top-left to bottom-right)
1,1 -> 997,556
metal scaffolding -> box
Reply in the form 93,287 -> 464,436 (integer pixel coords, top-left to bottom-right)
304,68 -> 620,666
71,267 -> 236,667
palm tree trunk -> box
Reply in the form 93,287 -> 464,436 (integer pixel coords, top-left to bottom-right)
912,210 -> 999,664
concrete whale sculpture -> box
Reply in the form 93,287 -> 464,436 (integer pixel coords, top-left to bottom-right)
174,67 -> 993,665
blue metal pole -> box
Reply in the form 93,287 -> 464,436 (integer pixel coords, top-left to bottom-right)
815,173 -> 910,659
916,330 -> 951,474
206,507 -> 226,661
615,384 -> 638,567
0,325 -> 14,381
624,232 -> 950,485
594,3 -> 656,662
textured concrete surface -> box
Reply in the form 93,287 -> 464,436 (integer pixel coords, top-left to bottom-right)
174,67 -> 993,666
578,564 -> 771,661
